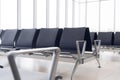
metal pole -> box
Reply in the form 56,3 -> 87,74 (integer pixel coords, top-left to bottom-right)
0,0 -> 1,28
33,0 -> 37,29
72,0 -> 75,27
65,0 -> 68,27
46,0 -> 49,28
56,0 -> 59,28
78,1 -> 80,27
113,0 -> 116,32
17,0 -> 21,29
99,0 -> 101,32
85,0 -> 87,27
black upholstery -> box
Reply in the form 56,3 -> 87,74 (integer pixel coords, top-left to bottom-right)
114,32 -> 120,46
59,27 -> 92,53
97,32 -> 114,46
0,30 -> 5,39
90,32 -> 97,44
16,29 -> 38,49
0,30 -> 3,37
36,28 -> 62,48
1,29 -> 19,48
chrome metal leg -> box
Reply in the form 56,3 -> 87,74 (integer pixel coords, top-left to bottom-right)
55,76 -> 63,80
71,59 -> 80,80
94,55 -> 101,68
0,65 -> 3,68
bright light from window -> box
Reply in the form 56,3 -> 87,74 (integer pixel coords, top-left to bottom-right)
1,0 -> 17,29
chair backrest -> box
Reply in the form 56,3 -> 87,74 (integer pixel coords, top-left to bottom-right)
36,28 -> 62,48
1,29 -> 19,48
15,29 -> 38,49
114,32 -> 120,46
97,32 -> 114,46
0,30 -> 3,37
90,32 -> 97,44
59,27 -> 92,53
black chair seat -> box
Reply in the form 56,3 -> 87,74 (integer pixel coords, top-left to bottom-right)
15,29 -> 38,49
90,32 -> 97,45
1,29 -> 20,48
35,28 -> 62,48
97,32 -> 114,46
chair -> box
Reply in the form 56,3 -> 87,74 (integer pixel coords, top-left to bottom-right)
90,32 -> 97,45
0,29 -> 20,68
0,30 -> 3,44
0,29 -> 20,50
97,32 -> 114,46
114,32 -> 120,47
0,30 -> 3,37
59,28 -> 101,80
35,28 -> 62,48
15,29 -> 38,49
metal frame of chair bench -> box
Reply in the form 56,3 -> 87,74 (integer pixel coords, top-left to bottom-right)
6,47 -> 60,80
58,28 -> 101,80
0,28 -> 101,80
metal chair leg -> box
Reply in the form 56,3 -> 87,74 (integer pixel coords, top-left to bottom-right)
0,65 -> 3,68
71,59 -> 80,80
94,55 -> 101,68
55,76 -> 63,80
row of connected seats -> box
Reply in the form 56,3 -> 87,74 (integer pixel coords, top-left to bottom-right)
90,32 -> 120,49
0,28 -> 101,80
0,29 -> 62,50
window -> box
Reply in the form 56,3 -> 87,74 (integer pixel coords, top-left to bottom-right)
100,0 -> 114,32
37,0 -> 46,28
49,0 -> 57,28
79,3 -> 86,27
21,0 -> 33,29
1,0 -> 17,29
87,2 -> 99,32
67,0 -> 72,27
59,0 -> 65,28
115,0 -> 120,31
74,2 -> 80,27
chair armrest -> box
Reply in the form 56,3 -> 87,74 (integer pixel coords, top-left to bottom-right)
7,47 -> 60,80
76,40 -> 86,59
93,40 -> 101,55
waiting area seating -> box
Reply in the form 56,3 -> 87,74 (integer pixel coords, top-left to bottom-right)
90,32 -> 97,45
90,31 -> 120,52
15,29 -> 38,49
114,32 -> 120,48
97,32 -> 114,46
1,29 -> 19,49
1,29 -> 120,80
59,28 -> 101,80
3,47 -> 60,80
0,27 -> 101,80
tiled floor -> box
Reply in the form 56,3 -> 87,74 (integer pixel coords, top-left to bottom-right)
1,51 -> 120,80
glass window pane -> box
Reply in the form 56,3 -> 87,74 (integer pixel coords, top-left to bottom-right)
67,0 -> 72,27
37,0 -> 46,28
115,0 -> 120,31
79,3 -> 86,27
1,0 -> 17,29
49,0 -> 56,28
59,0 -> 65,28
21,0 -> 33,29
78,0 -> 86,3
87,2 -> 99,32
74,2 -> 80,27
0,0 -> 1,28
87,0 -> 99,2
100,0 -> 114,32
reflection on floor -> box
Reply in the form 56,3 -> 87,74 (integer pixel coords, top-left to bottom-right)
1,51 -> 120,80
